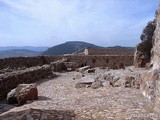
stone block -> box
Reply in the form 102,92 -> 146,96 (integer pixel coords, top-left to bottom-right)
16,84 -> 38,105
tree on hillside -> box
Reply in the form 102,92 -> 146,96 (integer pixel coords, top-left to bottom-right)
134,11 -> 157,68
140,20 -> 156,43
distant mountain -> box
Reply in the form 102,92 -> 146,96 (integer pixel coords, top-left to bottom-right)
42,41 -> 135,56
0,49 -> 41,58
43,41 -> 103,55
0,46 -> 49,52
107,46 -> 135,49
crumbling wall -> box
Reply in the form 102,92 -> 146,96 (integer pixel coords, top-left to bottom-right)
65,55 -> 133,69
0,56 -> 61,69
0,65 -> 52,99
0,55 -> 134,70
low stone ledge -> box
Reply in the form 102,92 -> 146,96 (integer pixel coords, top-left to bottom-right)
0,106 -> 75,120
0,65 -> 53,100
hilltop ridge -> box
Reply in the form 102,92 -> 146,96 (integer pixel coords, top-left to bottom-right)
43,41 -> 134,55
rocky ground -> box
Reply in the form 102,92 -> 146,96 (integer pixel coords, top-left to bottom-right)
0,67 -> 159,120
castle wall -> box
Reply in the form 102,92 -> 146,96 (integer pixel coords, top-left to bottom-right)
0,55 -> 134,69
64,55 -> 133,69
84,48 -> 135,56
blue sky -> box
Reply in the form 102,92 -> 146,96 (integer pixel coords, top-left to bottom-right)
0,0 -> 159,47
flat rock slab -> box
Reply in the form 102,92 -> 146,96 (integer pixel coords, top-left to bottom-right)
74,72 -> 83,79
76,66 -> 90,73
78,75 -> 95,83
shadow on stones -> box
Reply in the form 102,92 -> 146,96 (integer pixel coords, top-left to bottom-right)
36,74 -> 61,86
0,109 -> 76,120
38,96 -> 52,100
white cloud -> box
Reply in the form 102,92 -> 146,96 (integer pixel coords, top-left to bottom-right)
0,0 -> 158,46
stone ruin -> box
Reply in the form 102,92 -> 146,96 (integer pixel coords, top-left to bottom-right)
0,4 -> 160,120
84,48 -> 134,56
0,53 -> 134,119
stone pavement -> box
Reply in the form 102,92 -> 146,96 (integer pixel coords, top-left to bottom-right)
0,71 -> 159,120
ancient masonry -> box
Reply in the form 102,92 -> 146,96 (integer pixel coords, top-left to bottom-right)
84,48 -> 134,56
0,55 -> 133,99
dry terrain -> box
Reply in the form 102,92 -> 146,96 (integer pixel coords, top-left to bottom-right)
0,68 -> 159,120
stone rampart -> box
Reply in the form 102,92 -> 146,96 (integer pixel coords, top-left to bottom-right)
0,55 -> 134,70
64,55 -> 133,69
84,48 -> 135,56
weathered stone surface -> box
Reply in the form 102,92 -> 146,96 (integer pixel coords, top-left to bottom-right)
102,81 -> 111,87
154,80 -> 160,114
139,70 -> 159,101
7,89 -> 17,104
105,74 -> 114,81
0,55 -> 134,72
78,75 -> 95,84
64,62 -> 77,71
96,67 -> 142,89
134,50 -> 146,68
75,82 -> 91,88
125,76 -> 135,88
1,70 -> 158,119
74,72 -> 83,79
0,65 -> 53,98
114,79 -> 125,87
16,84 -> 38,105
91,81 -> 103,89
151,6 -> 160,70
0,106 -> 75,120
0,65 -> 53,100
50,61 -> 66,72
84,48 -> 134,56
76,66 -> 90,73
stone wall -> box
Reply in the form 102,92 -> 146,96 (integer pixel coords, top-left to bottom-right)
65,55 -> 133,69
0,56 -> 62,69
0,55 -> 134,70
84,48 -> 135,56
0,65 -> 52,99
0,55 -> 133,99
